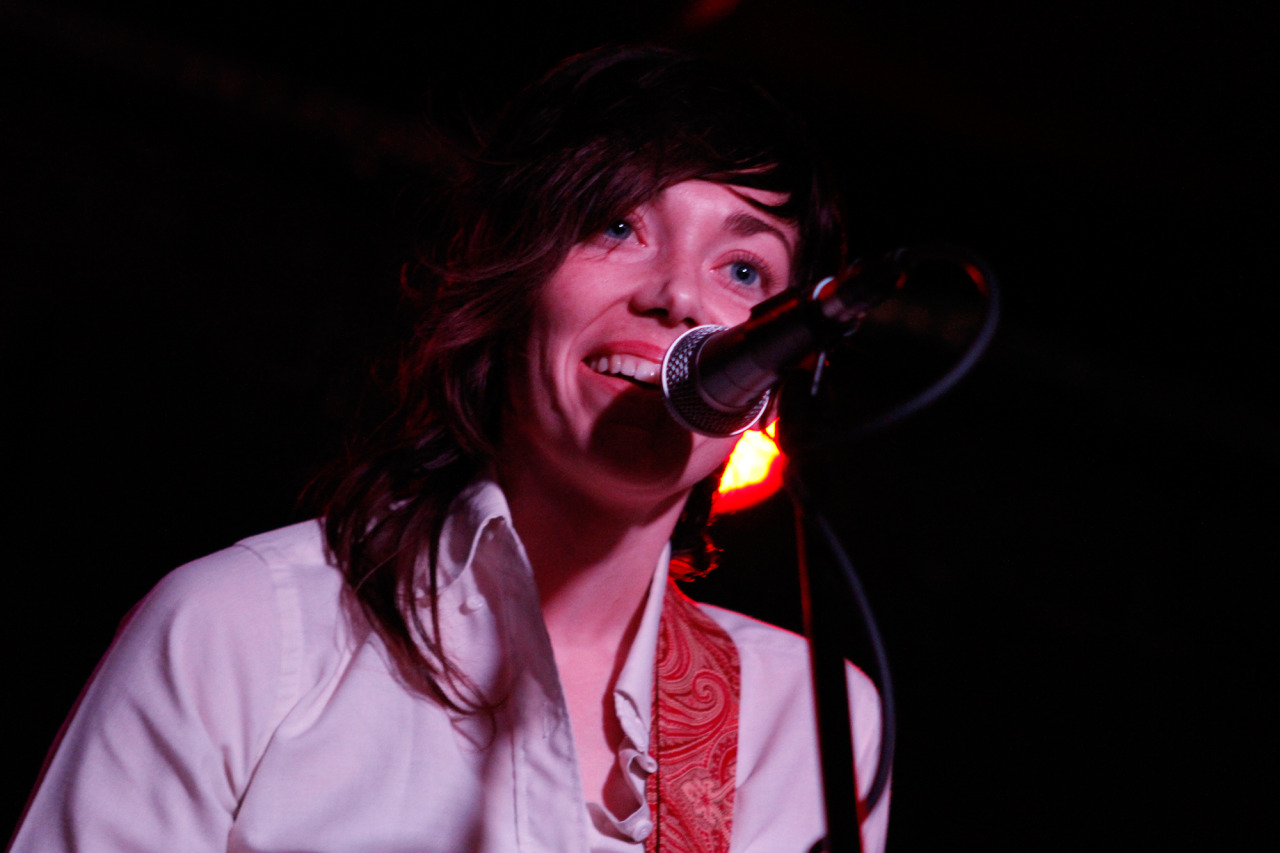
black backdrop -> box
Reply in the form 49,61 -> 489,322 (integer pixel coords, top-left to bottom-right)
4,1 -> 1275,849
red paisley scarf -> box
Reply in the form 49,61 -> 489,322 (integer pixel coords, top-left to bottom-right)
645,581 -> 741,853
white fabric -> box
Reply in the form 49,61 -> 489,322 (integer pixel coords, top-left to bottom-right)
10,478 -> 888,852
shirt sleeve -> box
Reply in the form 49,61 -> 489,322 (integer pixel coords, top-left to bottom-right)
9,544 -> 288,853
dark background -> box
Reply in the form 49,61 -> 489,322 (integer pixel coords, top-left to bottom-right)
3,1 -> 1275,849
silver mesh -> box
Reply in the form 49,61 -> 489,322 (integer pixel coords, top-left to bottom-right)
661,325 -> 770,437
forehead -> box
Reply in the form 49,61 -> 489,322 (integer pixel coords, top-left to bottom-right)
655,180 -> 798,252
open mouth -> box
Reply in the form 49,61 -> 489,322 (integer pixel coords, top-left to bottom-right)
587,354 -> 662,389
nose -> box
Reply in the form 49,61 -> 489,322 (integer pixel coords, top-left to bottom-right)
630,261 -> 704,328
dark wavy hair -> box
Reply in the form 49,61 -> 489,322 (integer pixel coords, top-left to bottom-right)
324,45 -> 846,710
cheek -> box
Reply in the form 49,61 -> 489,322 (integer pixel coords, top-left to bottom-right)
529,288 -> 596,376
513,311 -> 593,443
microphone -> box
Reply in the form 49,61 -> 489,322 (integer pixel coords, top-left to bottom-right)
661,250 -> 907,437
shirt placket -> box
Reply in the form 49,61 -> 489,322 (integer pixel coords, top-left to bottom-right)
476,523 -> 591,853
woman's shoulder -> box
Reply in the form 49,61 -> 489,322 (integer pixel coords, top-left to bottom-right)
687,600 -> 888,852
8,521 -> 352,852
157,519 -> 335,589
84,519 -> 354,777
691,599 -> 880,713
692,601 -> 808,656
140,520 -> 341,627
117,520 -> 352,698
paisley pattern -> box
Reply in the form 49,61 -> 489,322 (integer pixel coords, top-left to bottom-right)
646,581 -> 741,853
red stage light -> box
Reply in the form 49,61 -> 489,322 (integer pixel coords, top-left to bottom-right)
714,421 -> 785,514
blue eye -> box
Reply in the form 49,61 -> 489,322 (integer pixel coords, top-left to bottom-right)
604,220 -> 633,240
730,262 -> 761,287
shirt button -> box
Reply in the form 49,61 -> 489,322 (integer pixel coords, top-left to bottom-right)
635,819 -> 654,838
462,594 -> 486,613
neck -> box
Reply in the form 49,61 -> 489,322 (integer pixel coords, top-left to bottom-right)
495,458 -> 687,648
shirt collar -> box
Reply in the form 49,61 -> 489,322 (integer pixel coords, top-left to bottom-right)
430,474 -> 516,589
431,472 -> 669,748
434,472 -> 670,745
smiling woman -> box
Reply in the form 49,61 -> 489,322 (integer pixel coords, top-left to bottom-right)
9,45 -> 888,853
505,180 -> 798,510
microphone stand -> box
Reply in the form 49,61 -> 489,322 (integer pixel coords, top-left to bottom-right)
778,363 -> 866,853
771,245 -> 997,852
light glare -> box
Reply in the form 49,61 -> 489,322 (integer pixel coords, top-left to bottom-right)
715,422 -> 784,513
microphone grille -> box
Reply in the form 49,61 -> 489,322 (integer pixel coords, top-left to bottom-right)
661,325 -> 770,438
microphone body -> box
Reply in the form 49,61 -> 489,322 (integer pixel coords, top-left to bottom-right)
661,252 -> 905,437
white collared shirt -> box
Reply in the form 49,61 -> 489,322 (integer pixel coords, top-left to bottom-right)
10,478 -> 887,852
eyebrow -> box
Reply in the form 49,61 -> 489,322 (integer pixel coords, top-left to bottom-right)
725,211 -> 795,260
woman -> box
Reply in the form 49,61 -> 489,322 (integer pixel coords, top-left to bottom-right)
9,46 -> 888,852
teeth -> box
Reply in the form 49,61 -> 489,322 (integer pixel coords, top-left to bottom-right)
590,354 -> 660,384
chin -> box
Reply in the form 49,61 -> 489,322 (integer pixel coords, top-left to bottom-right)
503,380 -> 734,511
586,416 -> 732,499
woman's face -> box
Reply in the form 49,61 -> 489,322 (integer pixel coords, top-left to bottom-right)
500,179 -> 799,512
